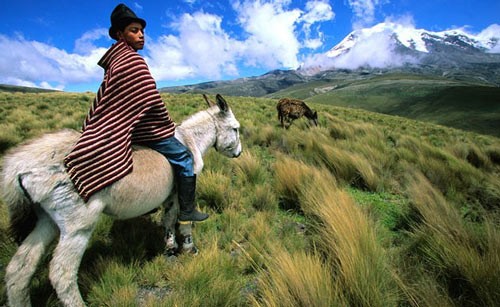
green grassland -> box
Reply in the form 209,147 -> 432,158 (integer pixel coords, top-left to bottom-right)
267,73 -> 500,137
1,91 -> 499,306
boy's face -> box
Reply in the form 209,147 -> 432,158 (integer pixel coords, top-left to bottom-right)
117,22 -> 145,51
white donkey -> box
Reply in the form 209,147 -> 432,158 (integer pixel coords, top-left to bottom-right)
1,94 -> 242,307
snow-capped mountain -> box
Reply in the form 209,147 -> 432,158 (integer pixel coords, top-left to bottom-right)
325,22 -> 500,58
162,23 -> 500,96
297,22 -> 500,81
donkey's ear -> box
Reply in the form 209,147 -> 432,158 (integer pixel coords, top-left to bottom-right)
203,94 -> 215,107
216,94 -> 229,112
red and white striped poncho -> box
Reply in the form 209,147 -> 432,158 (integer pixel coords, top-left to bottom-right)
64,40 -> 176,201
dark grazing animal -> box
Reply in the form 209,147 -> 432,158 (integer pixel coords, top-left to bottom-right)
277,98 -> 318,128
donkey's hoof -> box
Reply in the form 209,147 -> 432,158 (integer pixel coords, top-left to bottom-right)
183,244 -> 199,256
165,248 -> 177,257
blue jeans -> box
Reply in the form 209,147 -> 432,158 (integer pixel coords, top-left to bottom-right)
144,137 -> 194,177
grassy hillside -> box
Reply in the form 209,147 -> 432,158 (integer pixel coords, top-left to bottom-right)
268,73 -> 500,137
0,84 -> 59,93
1,92 -> 499,306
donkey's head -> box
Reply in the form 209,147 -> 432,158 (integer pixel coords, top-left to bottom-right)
204,94 -> 242,158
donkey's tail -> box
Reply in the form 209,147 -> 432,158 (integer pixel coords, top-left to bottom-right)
0,149 -> 38,244
1,168 -> 38,245
1,130 -> 79,244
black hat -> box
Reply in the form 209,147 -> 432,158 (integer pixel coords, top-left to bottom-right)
108,3 -> 146,40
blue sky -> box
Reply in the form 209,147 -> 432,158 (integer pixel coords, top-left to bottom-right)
1,0 -> 499,92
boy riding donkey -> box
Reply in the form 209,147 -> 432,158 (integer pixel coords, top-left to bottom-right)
64,3 -> 208,255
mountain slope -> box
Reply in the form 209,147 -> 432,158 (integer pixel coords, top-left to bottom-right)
160,69 -> 307,97
0,84 -> 58,93
160,23 -> 500,136
294,73 -> 500,137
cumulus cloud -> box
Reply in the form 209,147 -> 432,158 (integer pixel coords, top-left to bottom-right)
300,1 -> 335,50
74,28 -> 108,54
146,0 -> 335,81
0,33 -> 105,90
301,0 -> 334,24
147,11 -> 243,80
1,1 -> 335,90
233,0 -> 302,68
347,0 -> 386,29
476,24 -> 500,53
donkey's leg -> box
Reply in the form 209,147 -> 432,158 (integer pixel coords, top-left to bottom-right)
6,210 -> 58,307
162,198 -> 179,256
178,222 -> 198,255
163,196 -> 197,255
162,197 -> 197,256
46,197 -> 106,307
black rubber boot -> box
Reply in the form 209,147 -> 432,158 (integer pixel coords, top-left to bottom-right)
178,175 -> 209,222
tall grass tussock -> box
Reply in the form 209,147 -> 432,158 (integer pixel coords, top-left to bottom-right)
0,91 -> 499,306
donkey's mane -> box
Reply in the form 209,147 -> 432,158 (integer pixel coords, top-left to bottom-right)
178,106 -> 219,128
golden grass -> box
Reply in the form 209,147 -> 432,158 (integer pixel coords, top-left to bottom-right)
163,239 -> 246,306
301,170 -> 402,306
196,169 -> 232,212
85,260 -> 139,306
274,155 -> 322,211
274,156 -> 403,306
407,172 -> 500,306
249,184 -> 278,211
1,92 -> 499,306
448,142 -> 493,169
233,151 -> 268,185
249,249 -> 338,307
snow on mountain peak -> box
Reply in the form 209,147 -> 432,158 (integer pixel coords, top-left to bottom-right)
300,22 -> 500,74
325,22 -> 425,58
326,22 -> 500,58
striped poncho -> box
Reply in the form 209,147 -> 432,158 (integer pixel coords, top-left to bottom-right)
64,40 -> 176,201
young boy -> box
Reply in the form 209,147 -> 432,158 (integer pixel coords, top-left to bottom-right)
64,3 -> 208,222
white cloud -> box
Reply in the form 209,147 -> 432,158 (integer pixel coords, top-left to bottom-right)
301,18 -> 420,71
74,28 -> 108,54
300,0 -> 335,50
133,2 -> 143,11
147,0 -> 335,80
347,0 -> 386,29
146,11 -> 243,80
301,0 -> 335,24
0,33 -> 105,90
233,0 -> 302,68
145,35 -> 195,80
303,35 -> 324,49
476,24 -> 500,53
1,1 -> 335,90
333,31 -> 416,69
